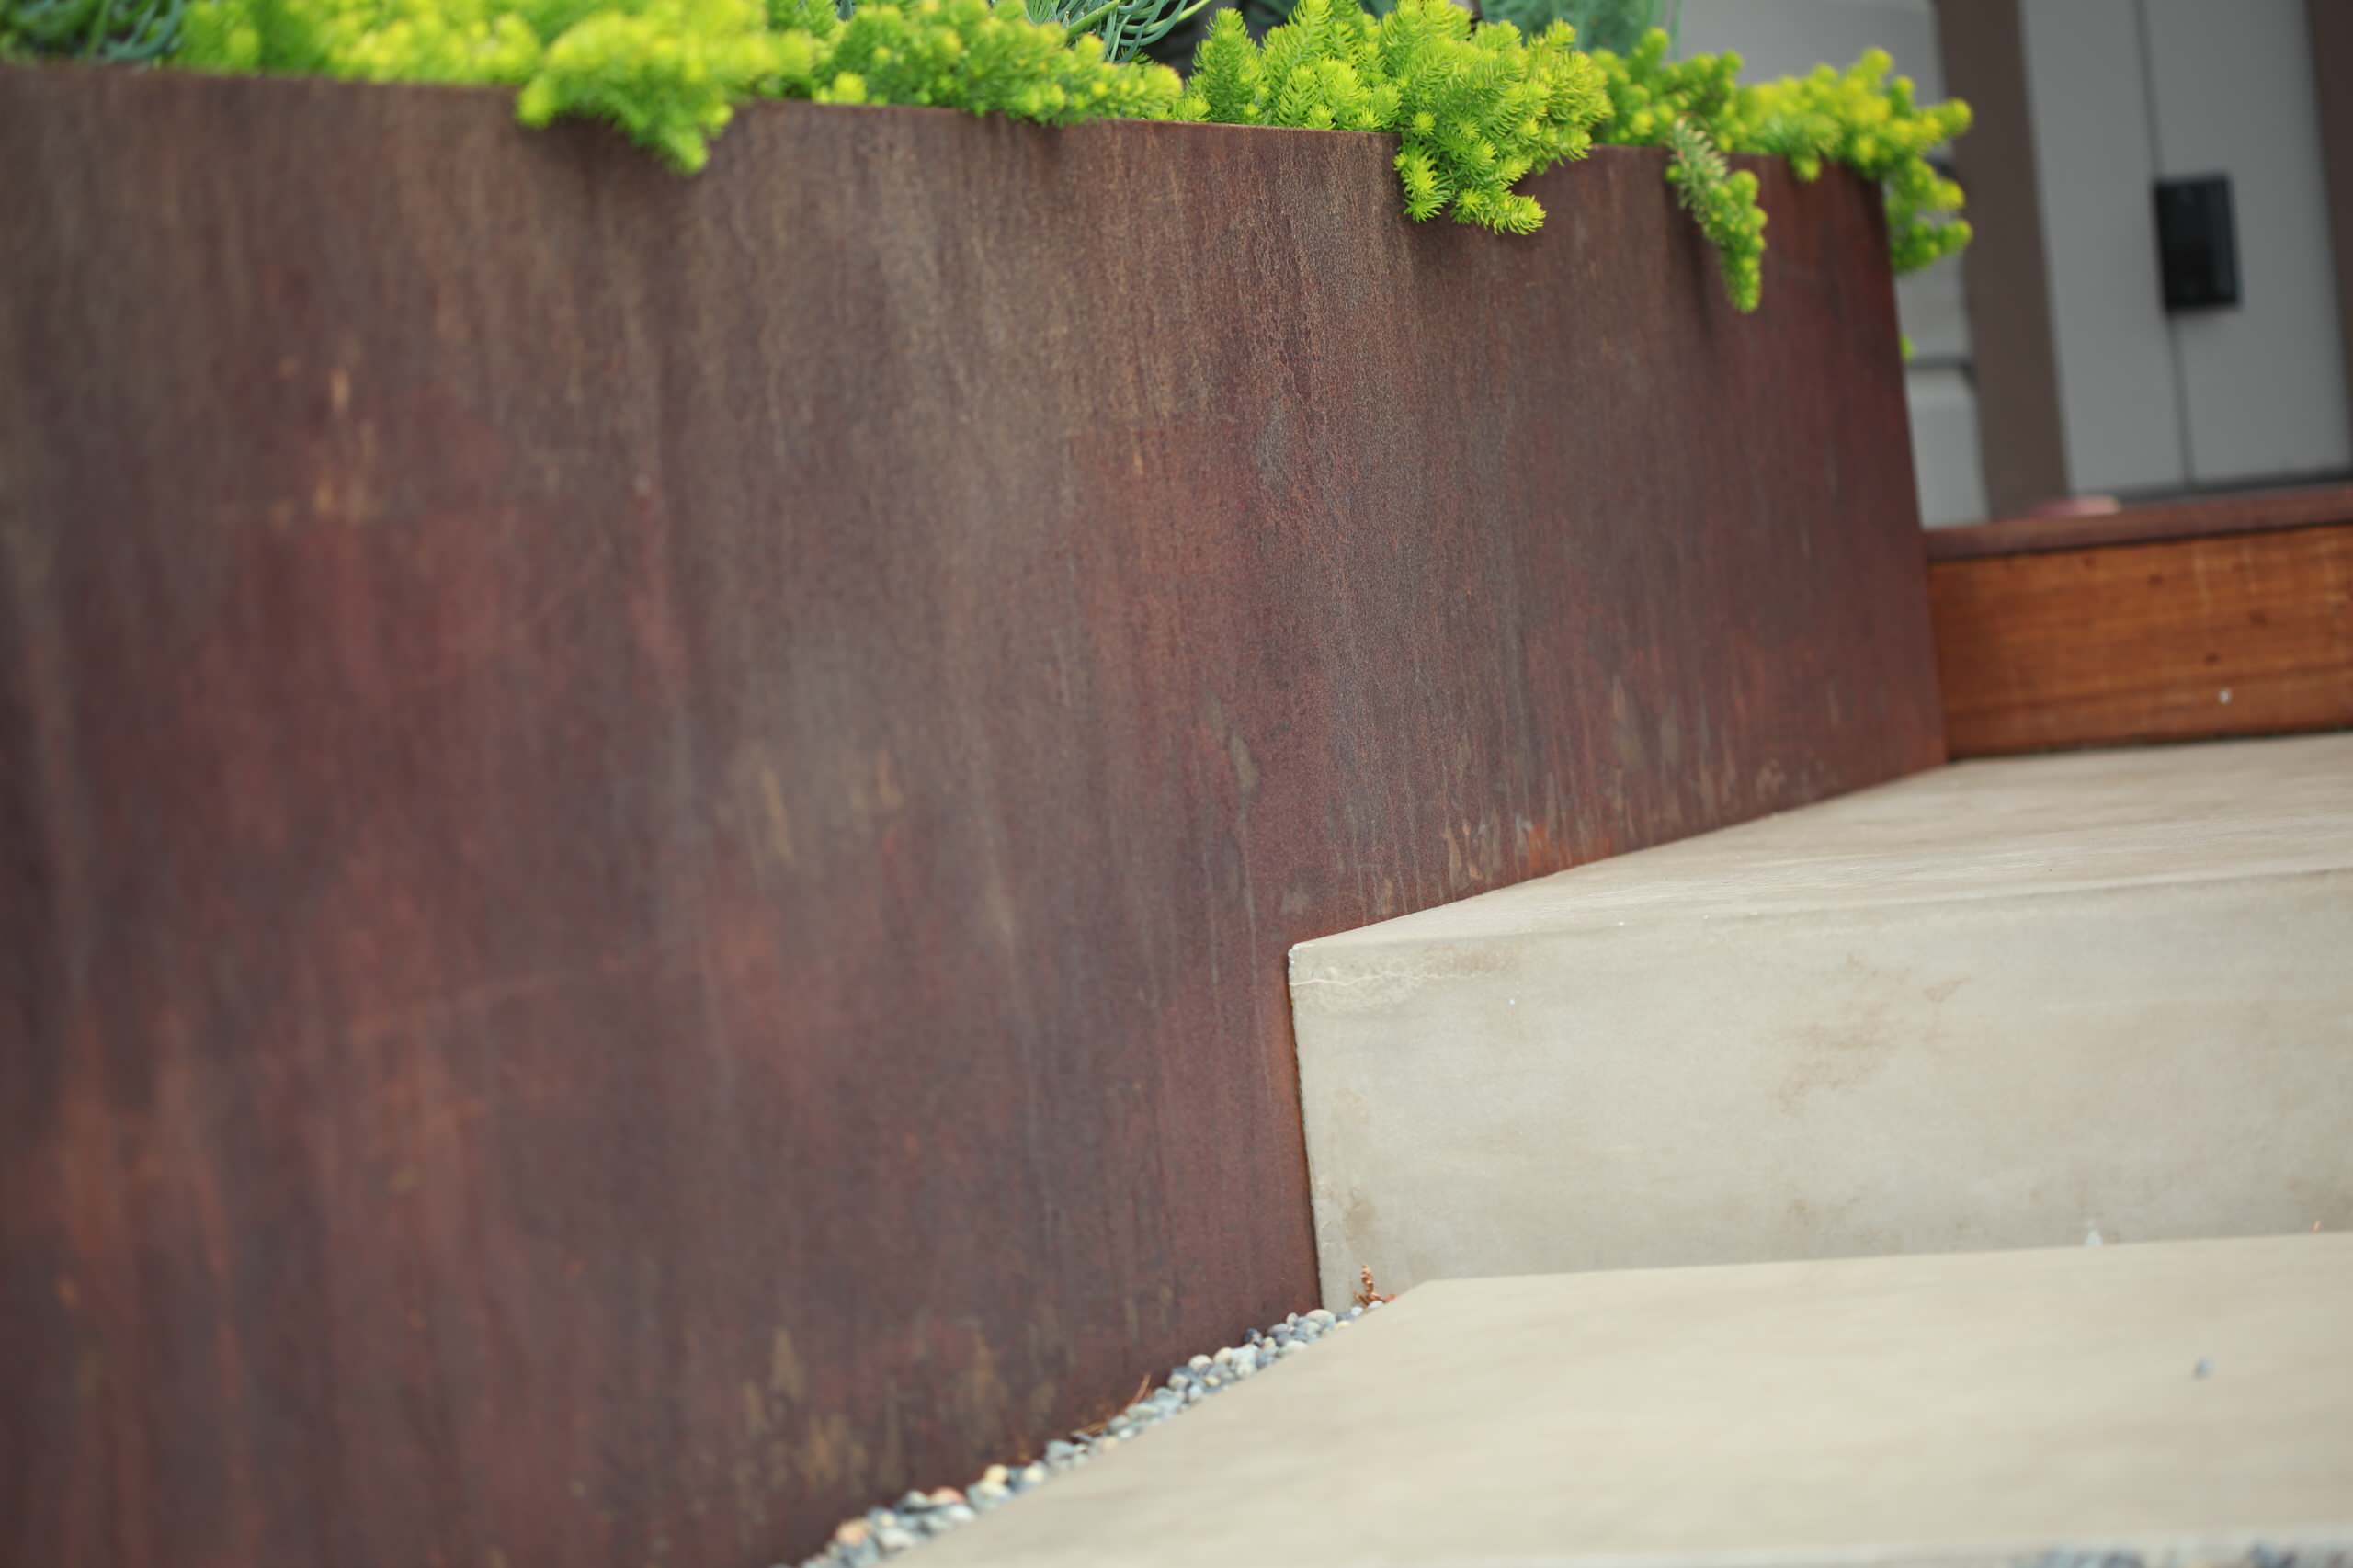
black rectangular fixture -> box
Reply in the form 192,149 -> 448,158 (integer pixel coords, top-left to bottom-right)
2154,175 -> 2240,312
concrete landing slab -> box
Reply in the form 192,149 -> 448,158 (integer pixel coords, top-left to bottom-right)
916,1235 -> 2353,1568
1288,734 -> 2353,1303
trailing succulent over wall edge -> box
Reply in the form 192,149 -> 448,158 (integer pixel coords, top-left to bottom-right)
2,0 -> 1971,310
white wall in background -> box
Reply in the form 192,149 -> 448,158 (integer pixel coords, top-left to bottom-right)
1905,366 -> 1988,526
2019,0 -> 2186,496
1681,0 -> 1984,525
1677,0 -> 1943,96
1666,1 -> 2350,515
2142,0 -> 2352,485
2020,0 -> 2350,496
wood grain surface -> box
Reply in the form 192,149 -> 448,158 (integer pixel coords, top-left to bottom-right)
1933,525 -> 2353,755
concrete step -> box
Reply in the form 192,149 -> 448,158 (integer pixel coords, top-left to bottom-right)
916,1235 -> 2353,1568
1287,733 -> 2353,1303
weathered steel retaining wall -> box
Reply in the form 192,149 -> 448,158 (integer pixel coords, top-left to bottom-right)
0,65 -> 1941,1568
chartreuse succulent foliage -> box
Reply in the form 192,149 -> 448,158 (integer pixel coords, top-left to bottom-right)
2,0 -> 1970,307
1585,27 -> 1972,308
147,0 -> 1197,171
1192,0 -> 1605,233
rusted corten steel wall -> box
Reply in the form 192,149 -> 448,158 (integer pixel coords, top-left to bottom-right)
0,66 -> 1942,1568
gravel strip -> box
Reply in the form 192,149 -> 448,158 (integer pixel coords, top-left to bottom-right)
789,1301 -> 1382,1567
2023,1550 -> 2353,1568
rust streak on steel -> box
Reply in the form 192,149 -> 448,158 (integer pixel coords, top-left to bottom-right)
0,66 -> 1943,1568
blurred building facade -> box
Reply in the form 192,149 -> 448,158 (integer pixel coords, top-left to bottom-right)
1683,0 -> 2353,527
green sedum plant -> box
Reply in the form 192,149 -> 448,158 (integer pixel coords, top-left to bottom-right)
1737,45 -> 1973,276
1659,112 -> 1759,310
1190,0 -> 1605,234
176,0 -> 540,82
513,0 -> 776,168
811,0 -> 1190,121
162,0 -> 1189,170
1586,27 -> 1971,308
8,0 -> 1971,311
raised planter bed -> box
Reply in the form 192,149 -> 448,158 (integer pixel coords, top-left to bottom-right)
0,63 -> 1940,1568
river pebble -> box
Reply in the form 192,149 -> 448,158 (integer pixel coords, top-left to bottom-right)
2022,1548 -> 2353,1568
788,1293 -> 1385,1566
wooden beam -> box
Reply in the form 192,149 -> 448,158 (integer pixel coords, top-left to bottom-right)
2311,0 -> 2353,458
1932,522 -> 2353,756
1927,481 -> 2353,562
